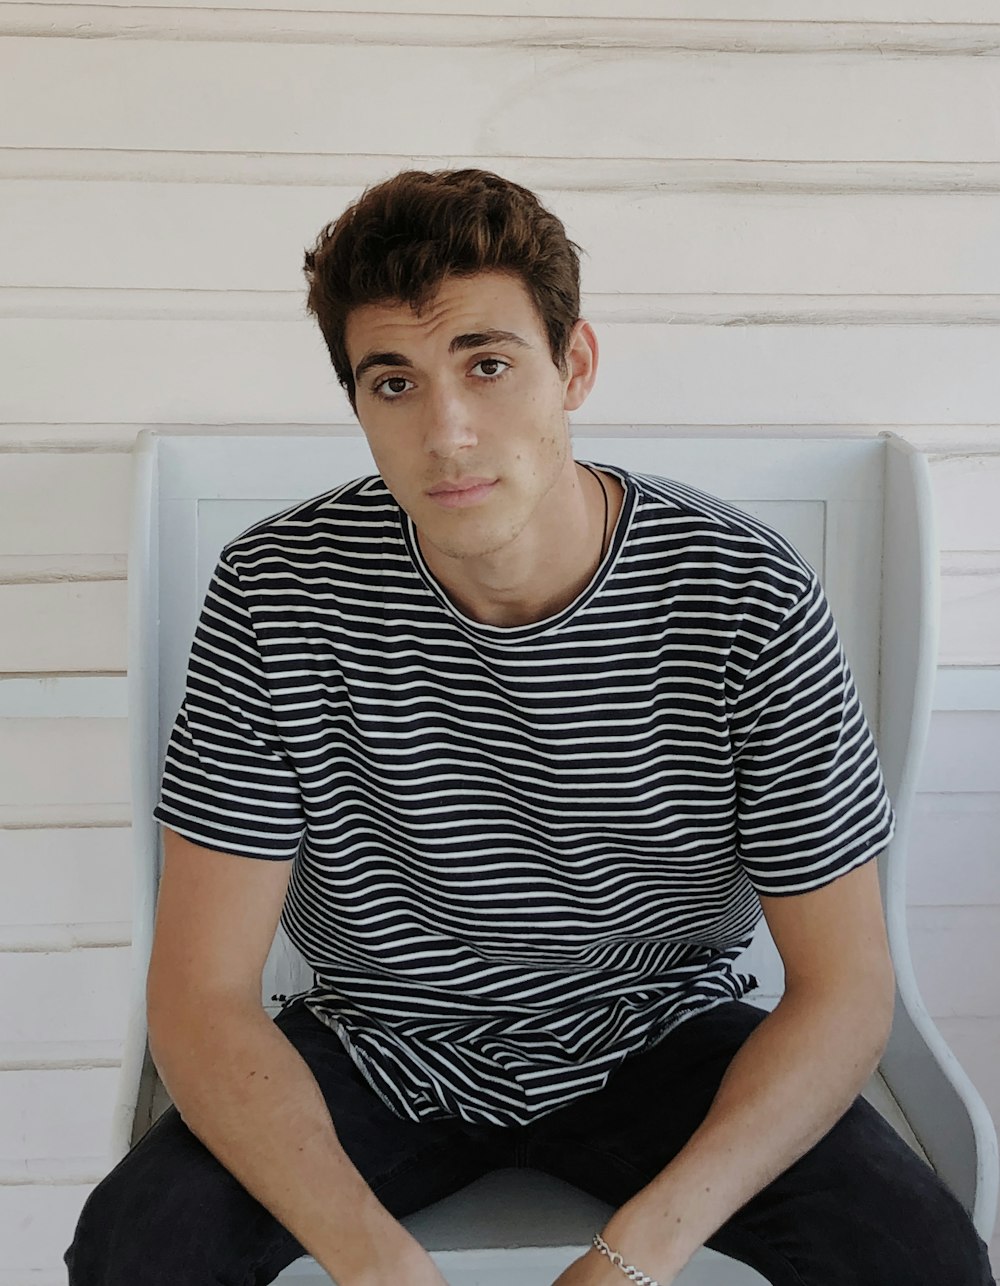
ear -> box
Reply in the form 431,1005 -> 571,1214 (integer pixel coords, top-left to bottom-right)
562,319 -> 599,412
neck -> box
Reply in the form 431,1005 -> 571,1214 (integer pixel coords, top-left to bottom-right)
415,461 -> 620,627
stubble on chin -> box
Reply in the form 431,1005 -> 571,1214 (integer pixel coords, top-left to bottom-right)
420,518 -> 524,564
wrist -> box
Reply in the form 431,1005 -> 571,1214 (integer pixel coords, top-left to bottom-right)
317,1196 -> 431,1285
592,1231 -> 667,1284
599,1202 -> 692,1284
346,1236 -> 442,1286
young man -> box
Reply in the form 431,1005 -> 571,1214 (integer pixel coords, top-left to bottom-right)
64,169 -> 994,1286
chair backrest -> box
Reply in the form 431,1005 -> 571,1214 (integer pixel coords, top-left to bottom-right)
121,427 -> 996,1239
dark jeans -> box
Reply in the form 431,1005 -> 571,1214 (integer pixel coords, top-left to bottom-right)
64,998 -> 995,1285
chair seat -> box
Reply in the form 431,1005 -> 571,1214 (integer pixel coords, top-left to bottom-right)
278,1197 -> 770,1284
275,1070 -> 925,1283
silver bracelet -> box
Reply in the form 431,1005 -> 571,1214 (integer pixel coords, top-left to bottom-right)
592,1232 -> 662,1286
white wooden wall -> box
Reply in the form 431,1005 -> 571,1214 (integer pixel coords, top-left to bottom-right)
1,2 -> 999,1279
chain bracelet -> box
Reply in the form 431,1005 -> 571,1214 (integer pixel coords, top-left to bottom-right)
591,1233 -> 662,1286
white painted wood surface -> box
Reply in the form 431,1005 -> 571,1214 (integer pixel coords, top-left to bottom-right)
0,829 -> 131,928
3,41 -> 999,161
4,320 -> 1000,425
6,185 -> 1000,296
2,0 -> 998,1277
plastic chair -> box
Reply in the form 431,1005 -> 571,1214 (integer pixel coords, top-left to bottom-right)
118,427 -> 998,1284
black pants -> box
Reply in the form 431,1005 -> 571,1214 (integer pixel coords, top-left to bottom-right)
64,998 -> 995,1285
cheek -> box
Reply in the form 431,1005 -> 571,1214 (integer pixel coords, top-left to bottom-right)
366,430 -> 412,472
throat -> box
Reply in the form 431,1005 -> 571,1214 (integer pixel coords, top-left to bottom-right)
444,566 -> 600,627
414,470 -> 621,628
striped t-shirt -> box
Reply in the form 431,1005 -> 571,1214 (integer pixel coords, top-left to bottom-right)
153,460 -> 895,1127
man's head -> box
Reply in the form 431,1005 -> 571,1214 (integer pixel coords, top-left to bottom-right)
303,169 -> 602,615
303,168 -> 584,415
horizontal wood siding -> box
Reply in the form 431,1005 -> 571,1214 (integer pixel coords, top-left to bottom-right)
2,39 -> 999,160
5,185 -> 1000,295
5,318 -> 1000,422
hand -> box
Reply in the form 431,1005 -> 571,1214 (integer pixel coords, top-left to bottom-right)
550,1244 -> 674,1286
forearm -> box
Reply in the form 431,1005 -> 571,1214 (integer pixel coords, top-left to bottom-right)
599,985 -> 893,1282
148,1000 -> 439,1285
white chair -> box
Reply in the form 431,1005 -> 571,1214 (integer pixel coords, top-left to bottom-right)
119,427 -> 998,1285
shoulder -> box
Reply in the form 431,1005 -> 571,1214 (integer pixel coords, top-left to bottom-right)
618,465 -> 817,609
218,473 -> 395,568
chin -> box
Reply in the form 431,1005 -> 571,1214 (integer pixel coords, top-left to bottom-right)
427,518 -> 521,562
429,534 -> 499,562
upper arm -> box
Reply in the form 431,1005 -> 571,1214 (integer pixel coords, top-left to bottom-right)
758,858 -> 895,1015
146,825 -> 294,1023
731,572 -> 895,899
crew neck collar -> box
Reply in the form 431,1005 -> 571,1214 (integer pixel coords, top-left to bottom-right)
398,461 -> 636,643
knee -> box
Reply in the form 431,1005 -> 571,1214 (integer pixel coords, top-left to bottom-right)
897,1178 -> 995,1286
63,1157 -> 159,1285
737,1098 -> 996,1286
63,1112 -> 250,1285
823,1121 -> 995,1285
851,1111 -> 993,1285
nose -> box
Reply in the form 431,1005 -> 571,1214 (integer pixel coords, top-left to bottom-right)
421,380 -> 478,458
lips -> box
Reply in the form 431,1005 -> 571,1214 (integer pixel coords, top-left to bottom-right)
428,477 -> 496,495
426,478 -> 498,509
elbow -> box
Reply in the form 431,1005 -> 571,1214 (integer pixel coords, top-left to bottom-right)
145,990 -> 195,1078
853,958 -> 897,1063
785,962 -> 896,1067
873,966 -> 896,1058
867,946 -> 897,1045
146,982 -> 188,1065
853,963 -> 896,1071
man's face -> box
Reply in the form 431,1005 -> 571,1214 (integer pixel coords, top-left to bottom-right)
345,270 -> 587,564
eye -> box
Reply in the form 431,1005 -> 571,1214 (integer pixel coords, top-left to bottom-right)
371,375 -> 414,401
472,358 -> 511,380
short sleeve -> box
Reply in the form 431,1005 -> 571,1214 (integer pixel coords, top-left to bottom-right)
730,572 -> 895,897
153,551 -> 306,860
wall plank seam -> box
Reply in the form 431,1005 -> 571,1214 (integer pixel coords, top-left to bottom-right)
4,9 -> 1000,52
5,289 -> 1000,324
4,154 -> 1000,192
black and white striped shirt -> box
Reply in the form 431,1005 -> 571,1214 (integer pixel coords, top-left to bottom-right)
154,461 -> 895,1127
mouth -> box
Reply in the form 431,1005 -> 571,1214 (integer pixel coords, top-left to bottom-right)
426,478 -> 498,508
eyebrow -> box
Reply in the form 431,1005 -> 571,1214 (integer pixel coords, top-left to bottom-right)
353,329 -> 532,384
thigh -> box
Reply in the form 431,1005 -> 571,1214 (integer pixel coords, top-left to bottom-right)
524,999 -> 766,1206
64,999 -> 508,1285
523,1000 -> 995,1286
277,1000 -> 509,1215
717,1088 -> 996,1286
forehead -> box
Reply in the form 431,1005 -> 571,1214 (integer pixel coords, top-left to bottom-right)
345,271 -> 543,360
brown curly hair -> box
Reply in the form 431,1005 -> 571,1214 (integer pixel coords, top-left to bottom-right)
303,168 -> 583,413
